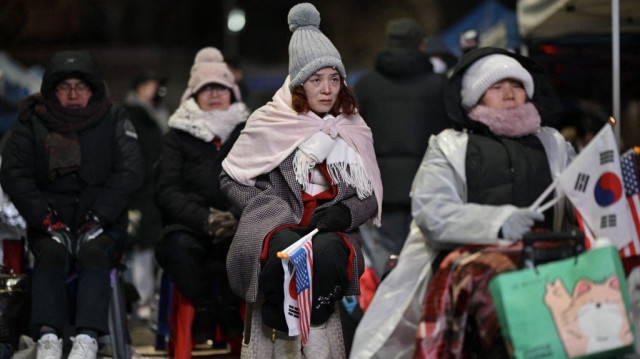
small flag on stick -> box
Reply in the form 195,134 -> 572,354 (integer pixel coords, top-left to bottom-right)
278,228 -> 318,344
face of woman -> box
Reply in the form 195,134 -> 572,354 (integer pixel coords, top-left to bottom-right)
302,67 -> 341,115
195,83 -> 232,111
479,79 -> 527,110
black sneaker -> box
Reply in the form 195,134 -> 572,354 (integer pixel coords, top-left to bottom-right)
218,304 -> 244,338
192,305 -> 217,342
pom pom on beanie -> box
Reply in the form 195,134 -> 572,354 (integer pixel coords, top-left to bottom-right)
287,3 -> 346,90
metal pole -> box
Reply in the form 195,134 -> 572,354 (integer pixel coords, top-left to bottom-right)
612,0 -> 621,147
223,0 -> 238,58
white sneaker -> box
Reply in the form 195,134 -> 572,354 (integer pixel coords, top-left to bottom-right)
302,323 -> 331,359
68,334 -> 98,359
36,334 -> 63,359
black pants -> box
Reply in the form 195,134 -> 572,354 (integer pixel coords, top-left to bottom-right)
259,228 -> 349,332
28,230 -> 123,337
155,230 -> 236,309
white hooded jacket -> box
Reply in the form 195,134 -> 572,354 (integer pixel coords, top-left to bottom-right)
350,127 -> 575,359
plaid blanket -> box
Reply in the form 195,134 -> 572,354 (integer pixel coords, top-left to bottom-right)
414,245 -> 521,359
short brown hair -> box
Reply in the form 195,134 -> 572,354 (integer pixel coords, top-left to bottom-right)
291,81 -> 359,116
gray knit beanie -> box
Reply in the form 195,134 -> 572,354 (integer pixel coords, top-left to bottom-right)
287,3 -> 346,90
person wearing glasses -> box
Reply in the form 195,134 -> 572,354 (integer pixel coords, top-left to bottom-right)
154,47 -> 248,343
0,50 -> 144,359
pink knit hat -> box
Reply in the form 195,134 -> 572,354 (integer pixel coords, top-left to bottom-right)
180,47 -> 242,103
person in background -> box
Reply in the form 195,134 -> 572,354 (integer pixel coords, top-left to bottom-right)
0,50 -> 144,359
353,18 -> 449,278
225,56 -> 250,102
220,3 -> 382,358
154,47 -> 248,343
121,70 -> 167,320
459,28 -> 480,54
350,47 -> 575,358
123,70 -> 170,134
424,36 -> 457,76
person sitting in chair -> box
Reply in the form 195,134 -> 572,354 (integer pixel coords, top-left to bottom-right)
0,50 -> 144,359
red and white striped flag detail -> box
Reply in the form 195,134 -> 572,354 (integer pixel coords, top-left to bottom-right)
289,239 -> 313,344
618,147 -> 640,257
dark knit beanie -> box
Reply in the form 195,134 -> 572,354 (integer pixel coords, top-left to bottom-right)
386,18 -> 424,49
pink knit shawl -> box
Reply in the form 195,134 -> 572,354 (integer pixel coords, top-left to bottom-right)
222,78 -> 382,225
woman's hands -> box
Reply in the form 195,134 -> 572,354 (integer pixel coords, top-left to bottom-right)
501,208 -> 544,241
206,208 -> 238,240
308,203 -> 351,232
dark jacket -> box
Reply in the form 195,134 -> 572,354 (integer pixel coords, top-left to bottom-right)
354,48 -> 450,207
445,47 -> 565,230
122,102 -> 164,248
0,107 -> 144,233
0,51 -> 144,234
154,125 -> 243,236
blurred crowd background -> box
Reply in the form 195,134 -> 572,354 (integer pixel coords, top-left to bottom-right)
1,0 -> 640,148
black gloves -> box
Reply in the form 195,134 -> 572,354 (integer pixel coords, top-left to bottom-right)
42,209 -> 73,253
308,203 -> 351,233
205,208 -> 238,242
76,212 -> 104,252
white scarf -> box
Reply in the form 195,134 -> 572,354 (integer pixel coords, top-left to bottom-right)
293,115 -> 371,199
168,98 -> 249,143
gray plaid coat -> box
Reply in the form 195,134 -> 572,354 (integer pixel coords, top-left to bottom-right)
221,151 -> 378,303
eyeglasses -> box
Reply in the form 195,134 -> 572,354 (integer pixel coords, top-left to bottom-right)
55,82 -> 91,95
198,84 -> 230,95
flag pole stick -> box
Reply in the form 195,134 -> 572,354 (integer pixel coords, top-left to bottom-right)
277,228 -> 319,259
529,177 -> 559,211
537,194 -> 563,213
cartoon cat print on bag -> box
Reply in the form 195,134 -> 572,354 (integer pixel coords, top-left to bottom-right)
544,274 -> 632,357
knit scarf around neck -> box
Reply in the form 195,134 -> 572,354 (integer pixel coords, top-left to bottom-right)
19,93 -> 112,180
222,77 -> 383,225
167,98 -> 249,143
467,102 -> 541,138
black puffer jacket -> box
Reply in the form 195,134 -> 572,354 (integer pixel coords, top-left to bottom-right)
122,102 -> 164,248
354,48 -> 450,207
154,125 -> 244,236
0,51 -> 144,233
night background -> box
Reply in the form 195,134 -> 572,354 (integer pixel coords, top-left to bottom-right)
0,0 -> 513,109
2,0 -> 640,146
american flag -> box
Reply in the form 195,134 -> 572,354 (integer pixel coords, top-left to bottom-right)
289,240 -> 314,344
278,229 -> 317,343
619,147 -> 640,257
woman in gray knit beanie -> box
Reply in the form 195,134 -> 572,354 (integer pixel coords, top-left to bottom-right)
221,3 -> 382,358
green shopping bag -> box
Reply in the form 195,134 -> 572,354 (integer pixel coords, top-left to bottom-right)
489,245 -> 634,358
